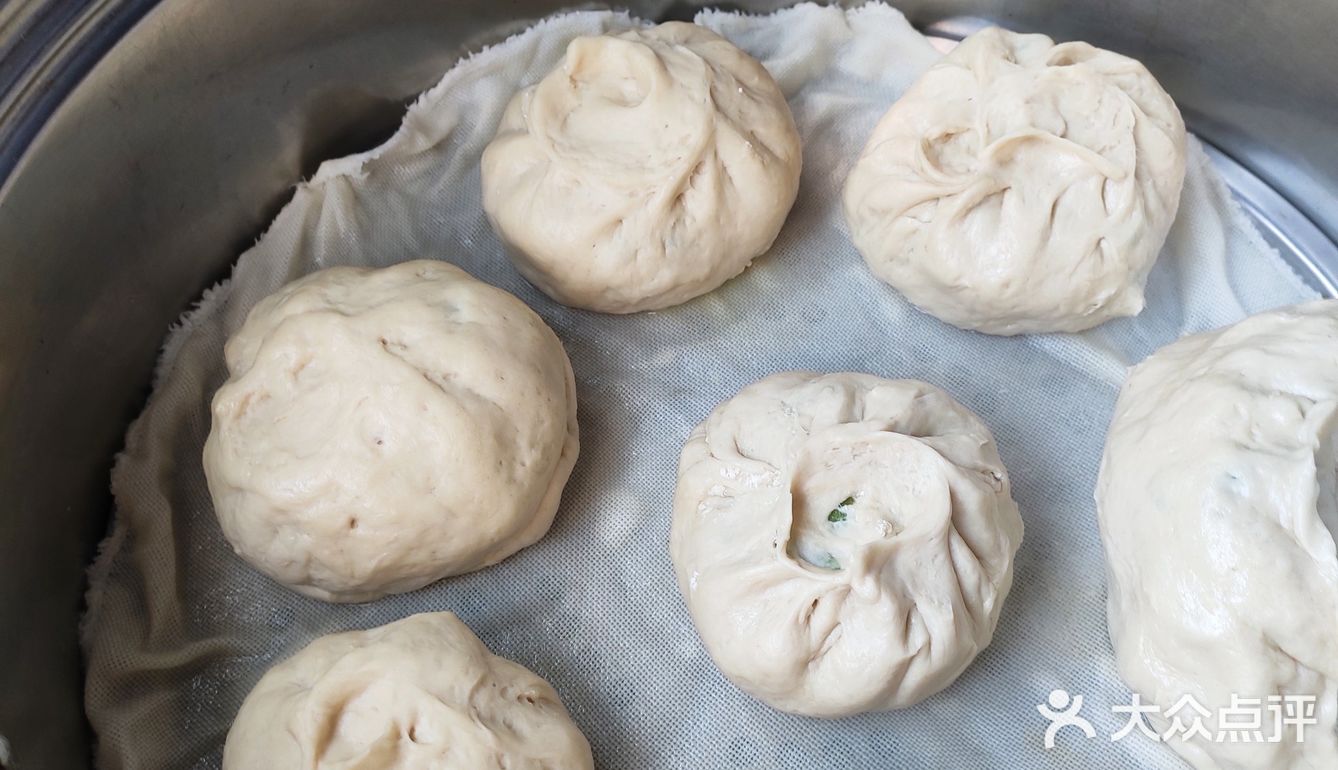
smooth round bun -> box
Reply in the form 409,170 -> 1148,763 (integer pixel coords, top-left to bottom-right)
203,260 -> 579,602
670,372 -> 1023,716
222,612 -> 594,770
843,27 -> 1186,335
481,21 -> 802,314
1097,300 -> 1338,770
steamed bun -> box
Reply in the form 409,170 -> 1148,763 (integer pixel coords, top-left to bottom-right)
844,27 -> 1186,335
1098,300 -> 1338,770
670,372 -> 1023,716
203,261 -> 579,602
481,22 -> 802,313
223,612 -> 594,769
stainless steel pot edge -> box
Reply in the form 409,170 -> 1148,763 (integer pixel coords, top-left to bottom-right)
1203,142 -> 1338,296
0,0 -> 157,188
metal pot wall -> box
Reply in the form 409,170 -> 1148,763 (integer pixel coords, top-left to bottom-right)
1,0 -> 1335,767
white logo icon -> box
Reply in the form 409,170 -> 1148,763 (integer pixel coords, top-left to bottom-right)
1037,688 -> 1096,748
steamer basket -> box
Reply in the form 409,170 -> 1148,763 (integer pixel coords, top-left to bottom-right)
1,1 -> 1336,767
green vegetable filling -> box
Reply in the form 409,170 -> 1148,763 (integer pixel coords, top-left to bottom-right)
827,495 -> 855,523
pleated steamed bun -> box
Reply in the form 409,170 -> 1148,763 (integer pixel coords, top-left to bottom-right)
671,372 -> 1023,716
481,22 -> 802,314
223,613 -> 595,769
844,27 -> 1186,335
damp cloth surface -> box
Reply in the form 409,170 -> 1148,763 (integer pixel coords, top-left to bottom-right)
81,4 -> 1318,768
